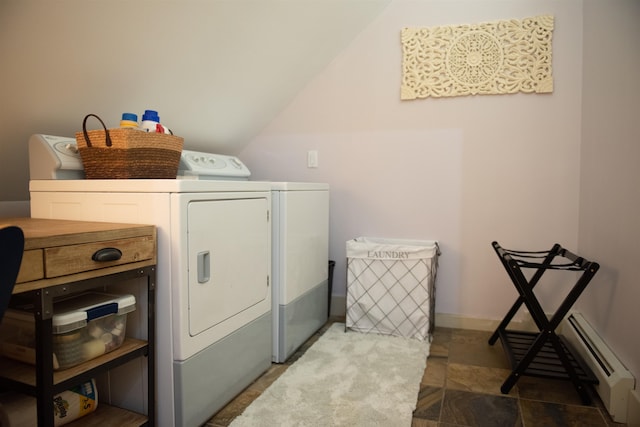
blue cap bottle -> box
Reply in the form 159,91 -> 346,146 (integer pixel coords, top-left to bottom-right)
141,110 -> 160,132
120,112 -> 139,129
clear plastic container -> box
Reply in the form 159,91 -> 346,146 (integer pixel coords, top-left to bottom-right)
0,292 -> 136,370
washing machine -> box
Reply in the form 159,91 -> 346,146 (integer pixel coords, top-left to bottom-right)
269,182 -> 329,362
179,151 -> 330,363
28,135 -> 273,427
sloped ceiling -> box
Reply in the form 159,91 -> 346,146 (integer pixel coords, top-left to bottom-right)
2,0 -> 391,152
0,0 -> 389,199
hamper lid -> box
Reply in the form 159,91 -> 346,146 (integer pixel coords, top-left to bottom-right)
52,292 -> 136,334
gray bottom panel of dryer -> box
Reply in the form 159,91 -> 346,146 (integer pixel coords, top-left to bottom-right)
174,312 -> 272,427
276,281 -> 328,363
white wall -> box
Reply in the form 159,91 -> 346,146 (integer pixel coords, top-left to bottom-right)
240,0 -> 584,323
578,0 -> 640,383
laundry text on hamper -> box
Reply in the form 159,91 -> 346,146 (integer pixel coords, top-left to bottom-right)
367,250 -> 411,259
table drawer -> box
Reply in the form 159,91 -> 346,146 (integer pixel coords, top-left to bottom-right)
44,235 -> 156,278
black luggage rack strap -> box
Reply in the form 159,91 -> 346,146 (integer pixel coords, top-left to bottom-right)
488,241 -> 600,405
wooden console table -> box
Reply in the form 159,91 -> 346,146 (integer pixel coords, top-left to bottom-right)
0,217 -> 156,426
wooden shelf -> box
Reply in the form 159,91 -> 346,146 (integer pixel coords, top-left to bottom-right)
65,403 -> 147,427
0,338 -> 147,388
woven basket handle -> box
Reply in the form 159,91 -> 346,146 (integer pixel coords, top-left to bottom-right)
82,114 -> 112,147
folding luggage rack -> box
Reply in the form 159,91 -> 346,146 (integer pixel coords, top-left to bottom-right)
488,241 -> 600,404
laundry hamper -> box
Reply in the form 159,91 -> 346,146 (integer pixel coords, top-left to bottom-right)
346,237 -> 439,341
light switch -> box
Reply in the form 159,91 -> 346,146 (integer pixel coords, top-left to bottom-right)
307,150 -> 318,168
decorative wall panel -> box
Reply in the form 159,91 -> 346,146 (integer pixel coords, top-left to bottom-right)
401,15 -> 554,100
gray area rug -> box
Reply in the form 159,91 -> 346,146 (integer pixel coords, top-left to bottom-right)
230,323 -> 430,426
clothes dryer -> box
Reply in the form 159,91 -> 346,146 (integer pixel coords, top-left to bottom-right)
28,135 -> 272,427
178,150 -> 330,362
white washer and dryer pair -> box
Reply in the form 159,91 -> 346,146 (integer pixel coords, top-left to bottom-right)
28,135 -> 329,426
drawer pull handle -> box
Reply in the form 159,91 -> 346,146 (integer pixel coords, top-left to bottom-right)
92,247 -> 123,262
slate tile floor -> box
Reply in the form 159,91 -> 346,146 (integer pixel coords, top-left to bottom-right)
205,319 -> 625,427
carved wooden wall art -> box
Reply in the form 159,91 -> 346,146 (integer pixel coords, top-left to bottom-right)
401,15 -> 554,100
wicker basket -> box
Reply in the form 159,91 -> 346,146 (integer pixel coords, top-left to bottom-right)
75,114 -> 184,179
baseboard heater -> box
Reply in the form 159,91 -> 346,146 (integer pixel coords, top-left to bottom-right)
562,313 -> 635,423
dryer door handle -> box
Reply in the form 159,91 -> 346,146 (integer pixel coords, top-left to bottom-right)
197,251 -> 210,283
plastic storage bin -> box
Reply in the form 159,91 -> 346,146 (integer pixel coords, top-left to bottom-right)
0,292 -> 136,370
346,237 -> 439,341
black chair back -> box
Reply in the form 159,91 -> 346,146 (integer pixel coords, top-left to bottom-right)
0,226 -> 24,323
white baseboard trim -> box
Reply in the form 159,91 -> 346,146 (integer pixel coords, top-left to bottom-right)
329,299 -> 532,333
628,389 -> 640,427
435,313 -> 538,332
434,313 -> 504,332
